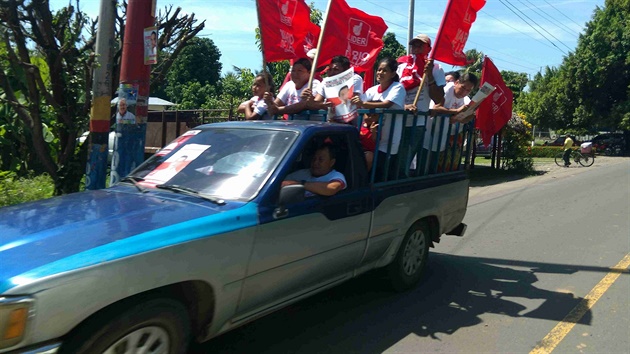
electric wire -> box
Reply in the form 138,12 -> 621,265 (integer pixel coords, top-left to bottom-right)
498,0 -> 569,54
520,0 -> 579,38
503,0 -> 574,52
480,10 -> 558,51
359,0 -> 546,71
542,0 -> 584,29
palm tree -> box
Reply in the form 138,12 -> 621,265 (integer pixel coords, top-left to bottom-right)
460,49 -> 484,76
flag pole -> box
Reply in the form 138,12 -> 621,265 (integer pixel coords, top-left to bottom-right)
307,0 -> 333,89
255,0 -> 269,84
412,0 -> 454,107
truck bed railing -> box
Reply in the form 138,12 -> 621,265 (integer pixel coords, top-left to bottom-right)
283,109 -> 473,183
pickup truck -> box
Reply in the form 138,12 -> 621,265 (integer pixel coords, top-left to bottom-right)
0,112 -> 470,353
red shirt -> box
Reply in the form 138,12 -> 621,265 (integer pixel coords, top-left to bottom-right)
359,126 -> 376,152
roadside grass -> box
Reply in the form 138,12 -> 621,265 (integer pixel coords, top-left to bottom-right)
0,172 -> 55,208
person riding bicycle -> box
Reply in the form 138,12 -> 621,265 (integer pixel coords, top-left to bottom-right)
562,133 -> 574,167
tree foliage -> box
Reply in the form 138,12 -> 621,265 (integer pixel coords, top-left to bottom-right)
377,32 -> 406,62
153,37 -> 222,104
0,0 -> 206,194
518,0 -> 630,132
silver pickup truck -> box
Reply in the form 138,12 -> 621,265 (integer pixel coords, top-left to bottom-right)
0,112 -> 470,353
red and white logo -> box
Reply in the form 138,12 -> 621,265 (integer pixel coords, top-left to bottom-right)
347,18 -> 370,47
278,0 -> 297,26
491,85 -> 507,114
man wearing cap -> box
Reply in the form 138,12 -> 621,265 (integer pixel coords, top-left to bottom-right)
396,34 -> 446,176
397,34 -> 446,112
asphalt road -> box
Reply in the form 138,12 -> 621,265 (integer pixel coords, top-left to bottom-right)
192,157 -> 630,354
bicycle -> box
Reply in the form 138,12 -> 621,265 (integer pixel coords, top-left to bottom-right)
554,149 -> 595,167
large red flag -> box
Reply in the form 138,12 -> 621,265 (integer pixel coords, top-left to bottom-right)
316,0 -> 387,72
257,0 -> 320,62
476,57 -> 514,146
432,0 -> 486,65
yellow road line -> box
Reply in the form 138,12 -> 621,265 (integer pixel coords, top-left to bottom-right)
530,253 -> 630,354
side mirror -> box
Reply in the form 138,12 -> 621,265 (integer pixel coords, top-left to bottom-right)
274,184 -> 305,219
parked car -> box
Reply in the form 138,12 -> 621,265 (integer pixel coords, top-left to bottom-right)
476,142 -> 493,158
78,131 -> 116,161
544,135 -> 582,146
1,118 -> 470,353
587,133 -> 626,154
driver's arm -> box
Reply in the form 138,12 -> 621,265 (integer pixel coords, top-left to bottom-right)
303,180 -> 343,196
282,179 -> 344,196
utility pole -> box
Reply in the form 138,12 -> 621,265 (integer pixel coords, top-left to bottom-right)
110,0 -> 156,185
407,0 -> 415,54
86,0 -> 117,190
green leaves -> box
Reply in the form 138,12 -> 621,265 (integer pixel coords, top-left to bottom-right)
518,0 -> 630,132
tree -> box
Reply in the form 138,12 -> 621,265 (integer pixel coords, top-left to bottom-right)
0,1 -> 206,194
154,37 -> 222,103
462,49 -> 484,76
500,70 -> 528,104
518,0 -> 630,132
377,32 -> 406,63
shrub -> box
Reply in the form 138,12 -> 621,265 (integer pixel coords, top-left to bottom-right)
528,146 -> 563,158
502,113 -> 534,172
0,171 -> 55,207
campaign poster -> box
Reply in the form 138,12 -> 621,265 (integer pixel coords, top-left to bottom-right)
143,143 -> 209,185
322,68 -> 358,123
144,26 -> 158,65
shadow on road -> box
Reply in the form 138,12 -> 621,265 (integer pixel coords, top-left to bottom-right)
468,166 -> 547,188
190,254 -> 606,353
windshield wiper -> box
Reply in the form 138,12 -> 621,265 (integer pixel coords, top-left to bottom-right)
155,184 -> 226,205
119,176 -> 147,193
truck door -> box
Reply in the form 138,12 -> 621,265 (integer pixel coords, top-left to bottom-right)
236,132 -> 372,319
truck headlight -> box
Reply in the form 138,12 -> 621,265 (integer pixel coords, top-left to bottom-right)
0,296 -> 33,349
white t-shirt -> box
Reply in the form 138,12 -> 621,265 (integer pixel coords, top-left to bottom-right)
277,80 -> 320,106
425,84 -> 471,151
249,96 -> 272,120
396,61 -> 446,112
362,81 -> 406,154
286,168 -> 347,197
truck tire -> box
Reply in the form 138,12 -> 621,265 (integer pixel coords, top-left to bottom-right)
387,220 -> 431,292
61,298 -> 191,354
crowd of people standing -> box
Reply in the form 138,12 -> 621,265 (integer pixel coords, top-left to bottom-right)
237,33 -> 479,179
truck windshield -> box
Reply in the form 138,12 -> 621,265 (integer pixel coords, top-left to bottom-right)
130,128 -> 297,201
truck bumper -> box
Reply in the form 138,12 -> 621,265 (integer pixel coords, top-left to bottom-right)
5,342 -> 60,354
446,223 -> 467,236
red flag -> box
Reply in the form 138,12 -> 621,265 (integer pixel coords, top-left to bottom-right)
316,0 -> 387,72
257,0 -> 320,62
476,57 -> 514,146
432,0 -> 485,65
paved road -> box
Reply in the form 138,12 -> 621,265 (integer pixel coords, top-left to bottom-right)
192,157 -> 630,354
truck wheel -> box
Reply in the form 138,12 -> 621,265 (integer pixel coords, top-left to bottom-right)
387,220 -> 431,291
62,298 -> 191,354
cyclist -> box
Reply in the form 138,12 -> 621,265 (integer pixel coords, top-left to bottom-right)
563,133 -> 574,166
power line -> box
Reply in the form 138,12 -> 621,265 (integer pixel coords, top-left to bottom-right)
361,0 -> 436,30
480,10 -> 558,51
519,0 -> 579,38
504,0 -> 574,52
542,0 -> 584,29
498,0 -> 569,55
361,0 -> 552,73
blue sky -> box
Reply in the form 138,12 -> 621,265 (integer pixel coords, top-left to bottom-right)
51,0 -> 605,79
